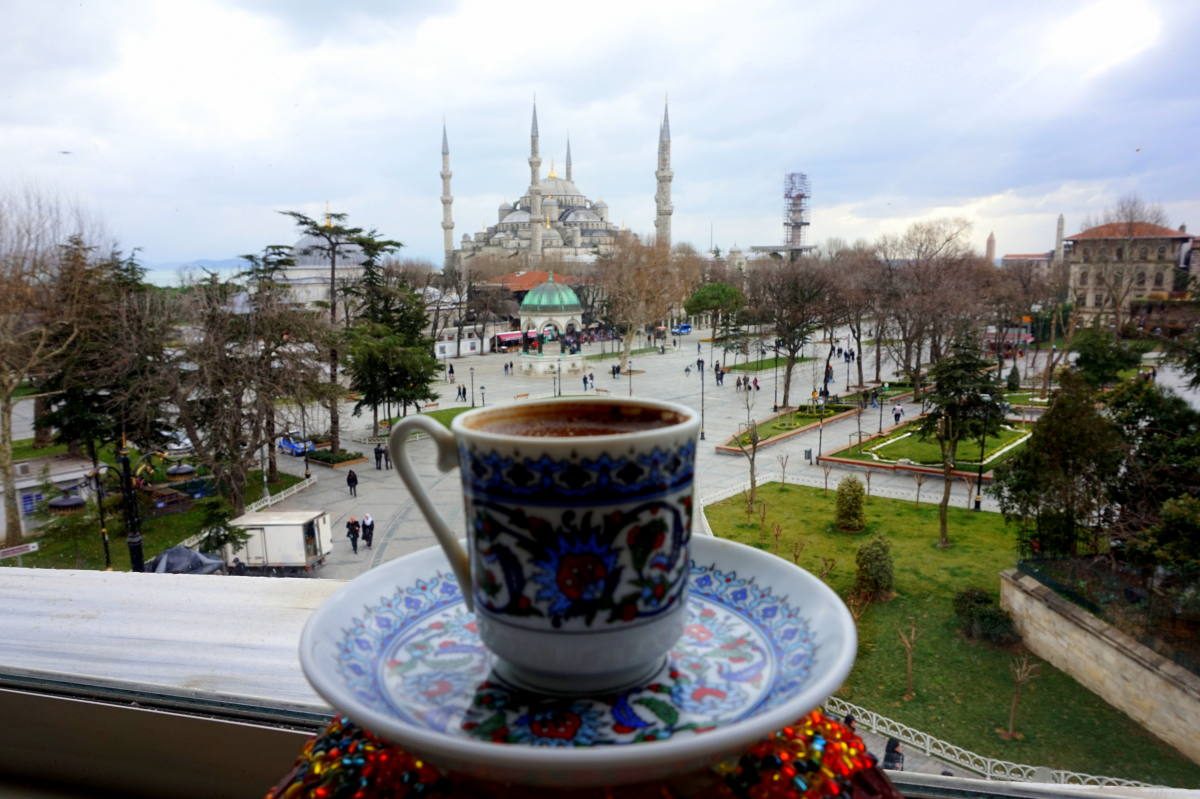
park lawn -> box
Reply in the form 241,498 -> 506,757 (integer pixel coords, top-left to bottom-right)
729,406 -> 856,447
424,406 -> 472,428
832,422 -> 1030,469
10,471 -> 303,572
11,438 -> 69,462
585,346 -> 659,362
728,355 -> 813,372
707,483 -> 1200,786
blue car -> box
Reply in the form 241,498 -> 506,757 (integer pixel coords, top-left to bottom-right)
278,431 -> 315,456
671,323 -> 692,335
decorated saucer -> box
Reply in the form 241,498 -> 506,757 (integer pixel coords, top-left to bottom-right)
299,535 -> 856,787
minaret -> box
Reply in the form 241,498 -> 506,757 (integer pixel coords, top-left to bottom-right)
655,99 -> 673,248
528,101 -> 543,261
565,138 -> 572,182
1054,213 -> 1065,265
440,123 -> 454,268
985,231 -> 996,264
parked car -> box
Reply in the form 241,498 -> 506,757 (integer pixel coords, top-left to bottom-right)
671,323 -> 693,335
165,432 -> 194,456
278,430 -> 315,456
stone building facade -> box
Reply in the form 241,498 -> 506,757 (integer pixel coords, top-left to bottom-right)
1065,221 -> 1193,326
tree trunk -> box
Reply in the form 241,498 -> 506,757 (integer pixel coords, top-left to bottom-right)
938,437 -> 957,548
1,395 -> 21,546
619,330 -> 635,374
329,347 -> 340,453
33,394 -> 52,447
372,404 -> 379,438
782,355 -> 798,407
1007,683 -> 1022,736
266,413 -> 278,483
873,321 -> 883,383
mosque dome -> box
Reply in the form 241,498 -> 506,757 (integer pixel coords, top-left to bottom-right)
564,208 -> 602,223
502,209 -> 531,224
291,233 -> 365,267
539,176 -> 583,198
520,274 -> 582,313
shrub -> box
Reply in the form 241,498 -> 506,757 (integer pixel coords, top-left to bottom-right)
954,587 -> 1018,644
308,449 -> 364,464
1007,364 -> 1021,391
836,476 -> 867,531
854,535 -> 894,601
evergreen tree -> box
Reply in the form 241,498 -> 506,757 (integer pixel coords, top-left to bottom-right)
918,337 -> 1004,547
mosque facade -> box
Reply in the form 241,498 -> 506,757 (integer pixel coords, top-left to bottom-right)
441,102 -> 673,268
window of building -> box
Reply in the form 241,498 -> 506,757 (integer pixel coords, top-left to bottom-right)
1158,246 -> 1167,259
1136,271 -> 1146,286
1078,270 -> 1088,286
1100,247 -> 1110,260
1116,247 -> 1124,261
21,492 -> 43,515
1139,247 -> 1149,260
1094,294 -> 1105,308
1154,271 -> 1165,288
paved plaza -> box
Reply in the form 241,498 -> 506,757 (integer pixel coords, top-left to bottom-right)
265,335 -> 1009,582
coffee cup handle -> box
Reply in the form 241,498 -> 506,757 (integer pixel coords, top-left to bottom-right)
389,417 -> 473,611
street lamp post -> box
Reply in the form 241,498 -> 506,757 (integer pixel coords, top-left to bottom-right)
878,382 -> 888,433
557,357 -> 563,396
699,360 -> 706,440
470,367 -> 476,408
628,360 -> 634,397
118,448 -> 145,572
817,396 -> 826,463
481,385 -> 487,406
975,394 -> 991,512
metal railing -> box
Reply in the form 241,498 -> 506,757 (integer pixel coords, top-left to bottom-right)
824,696 -> 1158,788
244,474 -> 317,513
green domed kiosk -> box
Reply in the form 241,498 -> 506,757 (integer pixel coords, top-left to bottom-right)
518,273 -> 584,376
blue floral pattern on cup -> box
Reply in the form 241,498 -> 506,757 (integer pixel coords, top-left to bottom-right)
332,560 -> 817,746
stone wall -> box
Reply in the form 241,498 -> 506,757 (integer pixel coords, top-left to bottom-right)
1000,569 -> 1200,764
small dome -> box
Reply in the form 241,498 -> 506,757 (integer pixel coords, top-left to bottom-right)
594,199 -> 608,208
539,177 -> 583,198
500,201 -> 513,211
502,209 -> 531,224
520,274 -> 582,313
564,208 -> 602,223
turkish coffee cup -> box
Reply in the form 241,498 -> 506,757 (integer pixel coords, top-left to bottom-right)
390,396 -> 700,694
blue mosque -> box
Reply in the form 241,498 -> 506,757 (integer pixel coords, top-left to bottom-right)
440,101 -> 673,268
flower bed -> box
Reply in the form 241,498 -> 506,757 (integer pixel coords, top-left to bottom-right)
306,449 -> 366,468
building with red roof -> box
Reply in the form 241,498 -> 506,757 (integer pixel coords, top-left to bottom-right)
1064,221 -> 1193,329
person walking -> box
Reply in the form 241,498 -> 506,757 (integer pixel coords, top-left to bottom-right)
448,363 -> 455,383
735,376 -> 743,391
346,516 -> 360,555
882,738 -> 904,771
582,375 -> 589,391
373,443 -> 384,470
892,404 -> 903,425
753,377 -> 760,391
382,445 -> 391,470
346,469 -> 359,497
362,513 -> 375,549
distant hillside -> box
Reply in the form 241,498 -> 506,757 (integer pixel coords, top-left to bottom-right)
144,258 -> 246,286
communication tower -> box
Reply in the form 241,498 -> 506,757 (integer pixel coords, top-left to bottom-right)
751,172 -> 815,261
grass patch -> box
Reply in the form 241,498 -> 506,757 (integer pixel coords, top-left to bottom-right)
1003,391 -> 1050,406
728,356 -> 812,372
10,471 -> 303,572
585,346 -> 659,362
729,406 -> 856,447
708,484 -> 1200,786
11,438 -> 69,462
832,421 -> 1030,469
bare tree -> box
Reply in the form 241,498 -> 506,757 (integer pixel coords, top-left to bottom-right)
595,233 -> 698,373
734,388 -> 761,514
165,272 -> 330,516
0,191 -> 92,545
1000,654 -> 1040,740
747,257 -> 833,407
898,618 -> 919,701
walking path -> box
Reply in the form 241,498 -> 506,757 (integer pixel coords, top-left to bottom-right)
267,336 -> 1009,580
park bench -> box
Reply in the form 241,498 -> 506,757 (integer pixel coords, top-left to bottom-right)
593,387 -> 610,395
513,393 -> 530,400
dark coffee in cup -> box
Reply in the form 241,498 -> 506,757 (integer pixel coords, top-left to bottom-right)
463,401 -> 688,438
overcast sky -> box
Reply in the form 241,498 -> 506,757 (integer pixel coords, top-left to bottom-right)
2,0 -> 1198,281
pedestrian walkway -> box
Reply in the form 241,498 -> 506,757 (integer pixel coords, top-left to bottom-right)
268,335 -> 1005,580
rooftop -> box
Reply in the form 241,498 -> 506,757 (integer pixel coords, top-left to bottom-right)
1065,222 -> 1191,241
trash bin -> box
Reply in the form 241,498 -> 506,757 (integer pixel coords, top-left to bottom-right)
804,448 -> 813,463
